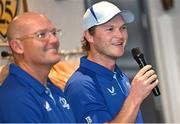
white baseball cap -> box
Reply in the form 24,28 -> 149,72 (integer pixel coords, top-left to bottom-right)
83,1 -> 135,31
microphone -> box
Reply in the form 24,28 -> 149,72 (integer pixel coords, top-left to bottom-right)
131,47 -> 160,96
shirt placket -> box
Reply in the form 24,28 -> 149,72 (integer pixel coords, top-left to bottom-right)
45,87 -> 56,105
113,72 -> 128,96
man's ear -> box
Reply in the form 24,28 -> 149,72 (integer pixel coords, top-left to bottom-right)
9,40 -> 24,54
84,31 -> 94,43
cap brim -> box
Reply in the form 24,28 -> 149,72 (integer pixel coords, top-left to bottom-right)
120,10 -> 135,23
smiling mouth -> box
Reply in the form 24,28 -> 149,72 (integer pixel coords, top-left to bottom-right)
47,48 -> 59,53
113,42 -> 124,46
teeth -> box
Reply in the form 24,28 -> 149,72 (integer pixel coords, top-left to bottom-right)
114,42 -> 123,45
49,48 -> 58,52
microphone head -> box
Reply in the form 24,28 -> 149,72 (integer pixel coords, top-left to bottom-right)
131,47 -> 146,68
131,47 -> 142,58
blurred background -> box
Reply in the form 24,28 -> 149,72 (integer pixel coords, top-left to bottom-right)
1,0 -> 180,122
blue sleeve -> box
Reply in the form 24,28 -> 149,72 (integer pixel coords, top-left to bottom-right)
81,110 -> 112,123
65,76 -> 112,123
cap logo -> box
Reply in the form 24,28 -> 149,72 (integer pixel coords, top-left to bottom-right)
90,6 -> 99,23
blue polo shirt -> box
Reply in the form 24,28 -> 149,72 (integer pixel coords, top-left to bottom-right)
65,56 -> 143,123
0,64 -> 75,123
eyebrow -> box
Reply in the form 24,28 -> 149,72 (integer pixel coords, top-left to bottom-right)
34,28 -> 57,33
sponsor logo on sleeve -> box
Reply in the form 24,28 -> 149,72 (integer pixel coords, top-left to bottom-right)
85,116 -> 92,124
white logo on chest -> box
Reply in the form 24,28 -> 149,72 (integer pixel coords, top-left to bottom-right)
107,86 -> 116,96
44,101 -> 52,112
59,96 -> 70,110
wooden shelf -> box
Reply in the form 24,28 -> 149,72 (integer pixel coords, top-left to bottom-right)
0,42 -> 8,47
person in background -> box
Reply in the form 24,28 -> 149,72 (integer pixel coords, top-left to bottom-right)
0,12 -> 75,123
65,1 -> 160,123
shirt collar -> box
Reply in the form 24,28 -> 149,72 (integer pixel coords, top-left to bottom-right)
80,56 -> 123,80
9,64 -> 49,95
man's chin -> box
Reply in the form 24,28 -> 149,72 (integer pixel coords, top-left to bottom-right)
116,51 -> 124,57
49,57 -> 61,65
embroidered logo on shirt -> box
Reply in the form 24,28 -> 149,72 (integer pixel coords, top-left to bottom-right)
44,101 -> 52,112
107,86 -> 117,96
59,96 -> 70,110
85,116 -> 93,124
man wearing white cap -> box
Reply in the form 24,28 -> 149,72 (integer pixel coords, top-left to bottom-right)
65,1 -> 159,123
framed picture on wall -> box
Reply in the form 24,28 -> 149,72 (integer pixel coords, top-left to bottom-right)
0,0 -> 28,46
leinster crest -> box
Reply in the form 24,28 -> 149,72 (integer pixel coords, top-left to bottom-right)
0,0 -> 19,41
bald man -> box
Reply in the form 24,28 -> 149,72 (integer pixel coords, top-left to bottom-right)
0,12 -> 75,123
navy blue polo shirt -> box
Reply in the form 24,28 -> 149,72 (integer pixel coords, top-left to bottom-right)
65,56 -> 143,123
0,64 -> 75,123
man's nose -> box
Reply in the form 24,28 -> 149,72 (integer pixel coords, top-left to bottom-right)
49,33 -> 60,44
115,29 -> 124,38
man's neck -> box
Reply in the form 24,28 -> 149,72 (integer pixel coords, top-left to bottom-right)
87,53 -> 116,71
17,62 -> 50,86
